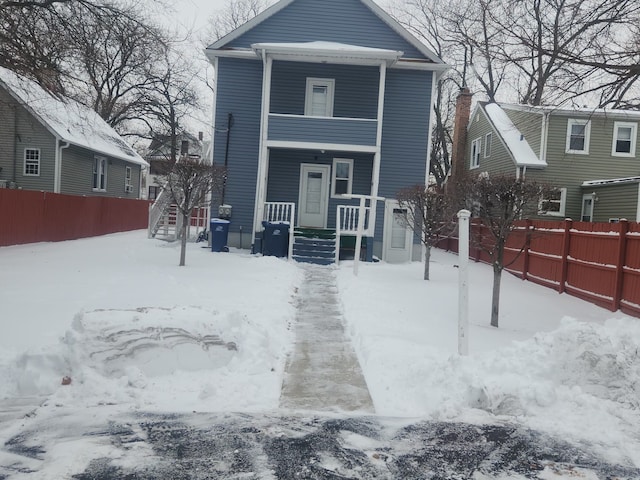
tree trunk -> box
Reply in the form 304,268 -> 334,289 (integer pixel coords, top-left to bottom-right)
490,265 -> 502,327
179,212 -> 189,266
424,245 -> 431,280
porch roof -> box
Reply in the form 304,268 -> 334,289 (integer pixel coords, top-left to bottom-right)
252,41 -> 403,65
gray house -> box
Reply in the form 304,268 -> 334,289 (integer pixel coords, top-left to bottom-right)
465,102 -> 640,223
0,67 -> 147,198
204,0 -> 447,263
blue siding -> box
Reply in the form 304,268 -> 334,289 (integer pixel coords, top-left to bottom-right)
213,57 -> 263,241
228,0 -> 428,60
268,115 -> 377,146
266,148 -> 373,228
271,62 -> 379,119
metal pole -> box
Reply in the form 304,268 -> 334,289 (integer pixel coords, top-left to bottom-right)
457,209 -> 471,356
353,197 -> 366,276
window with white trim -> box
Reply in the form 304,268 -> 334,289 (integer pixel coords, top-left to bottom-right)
612,121 -> 637,157
125,166 -> 132,191
305,78 -> 334,117
538,187 -> 567,216
93,156 -> 107,191
470,138 -> 481,168
24,148 -> 40,176
331,158 -> 353,197
484,132 -> 492,157
566,119 -> 591,154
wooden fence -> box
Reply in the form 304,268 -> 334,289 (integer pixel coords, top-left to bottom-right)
438,219 -> 640,318
0,189 -> 150,247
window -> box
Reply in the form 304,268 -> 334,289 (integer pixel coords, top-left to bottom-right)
305,78 -> 334,117
484,133 -> 492,158
331,158 -> 353,197
93,156 -> 107,191
24,148 -> 40,176
539,188 -> 567,216
566,119 -> 591,154
148,185 -> 159,200
125,166 -> 132,191
612,121 -> 637,157
470,138 -> 481,168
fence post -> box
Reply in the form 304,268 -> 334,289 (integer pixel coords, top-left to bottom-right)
559,218 -> 572,294
612,219 -> 629,311
457,209 -> 471,356
522,219 -> 532,281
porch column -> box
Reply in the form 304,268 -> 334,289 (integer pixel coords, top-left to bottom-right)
369,61 -> 387,234
253,52 -> 273,239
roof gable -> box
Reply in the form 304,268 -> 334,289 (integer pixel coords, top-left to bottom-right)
0,67 -> 146,166
208,0 -> 442,63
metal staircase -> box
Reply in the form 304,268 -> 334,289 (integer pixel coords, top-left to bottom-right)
148,189 -> 182,241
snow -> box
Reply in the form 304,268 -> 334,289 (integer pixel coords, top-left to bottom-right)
484,103 -> 547,167
1,230 -> 640,475
0,67 -> 147,166
582,176 -> 640,187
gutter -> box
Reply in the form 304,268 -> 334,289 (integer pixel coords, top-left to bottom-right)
55,139 -> 70,193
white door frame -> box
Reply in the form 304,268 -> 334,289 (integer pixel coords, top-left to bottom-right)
382,199 -> 413,263
581,193 -> 595,221
298,163 -> 330,228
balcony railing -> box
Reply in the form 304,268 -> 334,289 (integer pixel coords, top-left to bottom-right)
267,114 -> 377,147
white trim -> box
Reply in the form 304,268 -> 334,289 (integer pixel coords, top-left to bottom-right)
254,53 -> 273,235
304,78 -> 335,117
125,165 -> 132,190
611,121 -> 637,157
331,158 -> 354,197
23,148 -> 40,176
210,56 -> 219,165
371,62 -> 386,216
484,132 -> 492,157
266,140 -> 378,153
637,184 -> 640,222
470,138 -> 481,169
581,193 -> 595,221
92,155 -> 108,192
425,70 -> 436,185
538,187 -> 567,217
269,113 -> 376,122
565,118 -> 591,154
298,163 -> 331,228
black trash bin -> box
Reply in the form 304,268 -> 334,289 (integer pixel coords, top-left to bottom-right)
210,218 -> 230,252
261,221 -> 290,257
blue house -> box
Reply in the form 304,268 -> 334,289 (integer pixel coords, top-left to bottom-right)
204,0 -> 447,263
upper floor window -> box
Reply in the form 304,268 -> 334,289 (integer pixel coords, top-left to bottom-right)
24,148 -> 40,176
612,121 -> 637,157
331,158 -> 353,197
470,138 -> 481,168
93,156 -> 107,191
566,119 -> 590,154
305,78 -> 334,117
539,187 -> 567,217
484,133 -> 492,157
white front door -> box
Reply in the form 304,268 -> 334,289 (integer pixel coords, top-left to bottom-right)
581,193 -> 595,221
299,164 -> 330,228
382,199 -> 412,263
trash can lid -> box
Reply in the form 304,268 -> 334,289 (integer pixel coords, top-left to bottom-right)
210,218 -> 231,223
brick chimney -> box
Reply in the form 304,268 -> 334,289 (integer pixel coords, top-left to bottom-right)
450,87 -> 472,182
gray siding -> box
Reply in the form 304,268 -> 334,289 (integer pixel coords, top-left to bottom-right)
227,0 -> 428,59
377,69 -> 432,254
588,183 -> 639,222
212,57 -> 263,240
268,115 -> 377,146
466,107 -> 516,174
270,62 -> 379,119
266,148 -> 373,228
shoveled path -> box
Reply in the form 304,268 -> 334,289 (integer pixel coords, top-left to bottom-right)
280,263 -> 374,413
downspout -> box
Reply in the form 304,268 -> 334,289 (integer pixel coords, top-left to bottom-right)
55,138 -> 70,193
221,112 -> 233,205
12,105 -> 17,185
540,111 -> 550,164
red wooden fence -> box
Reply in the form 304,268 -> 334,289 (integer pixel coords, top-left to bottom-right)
0,189 -> 150,247
439,219 -> 640,318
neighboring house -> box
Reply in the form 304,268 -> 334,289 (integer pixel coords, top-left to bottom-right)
464,101 -> 640,223
0,67 -> 147,197
204,0 -> 447,262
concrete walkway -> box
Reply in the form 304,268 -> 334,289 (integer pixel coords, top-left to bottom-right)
280,264 -> 374,413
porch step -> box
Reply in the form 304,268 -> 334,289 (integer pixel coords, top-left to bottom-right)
294,228 -> 336,240
292,234 -> 336,265
293,255 -> 334,266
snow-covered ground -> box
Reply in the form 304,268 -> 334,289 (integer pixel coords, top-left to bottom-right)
1,230 -> 639,477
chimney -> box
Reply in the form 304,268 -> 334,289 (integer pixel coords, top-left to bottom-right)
450,87 -> 473,182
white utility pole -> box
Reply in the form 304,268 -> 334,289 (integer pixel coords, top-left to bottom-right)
457,209 -> 471,356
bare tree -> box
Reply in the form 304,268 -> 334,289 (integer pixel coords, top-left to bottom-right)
459,173 -> 553,327
160,157 -> 226,266
397,184 -> 456,280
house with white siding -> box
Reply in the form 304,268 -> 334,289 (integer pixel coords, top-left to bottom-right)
202,0 -> 447,263
0,67 -> 147,198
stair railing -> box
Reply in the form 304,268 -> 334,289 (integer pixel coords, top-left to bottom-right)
336,195 -> 385,272
148,187 -> 174,238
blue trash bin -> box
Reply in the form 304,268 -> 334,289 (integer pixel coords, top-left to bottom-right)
210,218 -> 230,252
261,221 -> 290,257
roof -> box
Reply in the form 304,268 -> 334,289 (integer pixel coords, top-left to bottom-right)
251,41 -> 404,65
206,0 -> 445,68
582,176 -> 640,187
501,103 -> 640,120
482,103 -> 546,168
0,67 -> 147,166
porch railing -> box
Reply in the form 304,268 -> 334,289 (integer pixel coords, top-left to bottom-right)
263,201 -> 296,259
